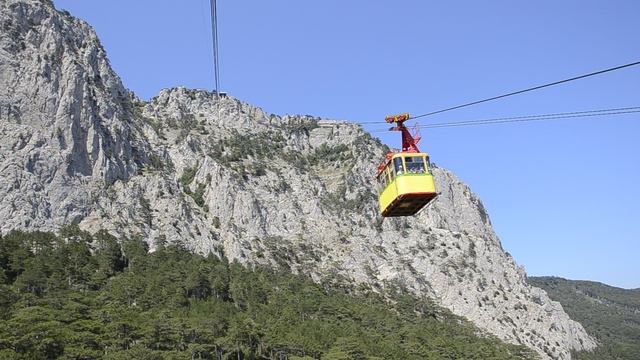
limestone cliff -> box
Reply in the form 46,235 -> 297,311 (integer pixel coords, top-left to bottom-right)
0,0 -> 597,358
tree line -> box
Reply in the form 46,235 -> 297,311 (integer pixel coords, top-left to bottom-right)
0,227 -> 536,359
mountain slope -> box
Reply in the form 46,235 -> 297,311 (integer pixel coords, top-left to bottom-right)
0,0 -> 596,358
529,277 -> 640,359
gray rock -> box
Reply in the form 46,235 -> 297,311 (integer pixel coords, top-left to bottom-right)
0,1 -> 597,358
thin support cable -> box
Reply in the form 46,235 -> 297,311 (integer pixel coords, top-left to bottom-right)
209,0 -> 221,98
409,60 -> 640,120
369,107 -> 640,132
356,60 -> 640,125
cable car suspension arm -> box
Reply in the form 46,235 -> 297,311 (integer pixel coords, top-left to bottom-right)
385,113 -> 421,153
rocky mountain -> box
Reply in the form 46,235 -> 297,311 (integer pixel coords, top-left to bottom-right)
529,277 -> 640,360
0,0 -> 597,358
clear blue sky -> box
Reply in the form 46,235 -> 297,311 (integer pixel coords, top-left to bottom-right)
53,0 -> 640,289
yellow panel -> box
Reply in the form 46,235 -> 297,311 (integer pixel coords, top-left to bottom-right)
378,173 -> 436,214
393,152 -> 429,160
396,174 -> 436,195
379,178 -> 398,214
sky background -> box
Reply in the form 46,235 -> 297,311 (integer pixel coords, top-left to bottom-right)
53,0 -> 640,289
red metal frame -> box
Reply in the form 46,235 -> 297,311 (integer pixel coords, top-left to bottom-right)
376,113 -> 422,176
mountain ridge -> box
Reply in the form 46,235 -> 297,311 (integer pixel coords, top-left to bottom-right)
529,276 -> 640,359
0,0 -> 597,358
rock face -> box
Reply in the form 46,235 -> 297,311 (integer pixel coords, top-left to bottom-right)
0,1 -> 597,358
0,0 -> 145,231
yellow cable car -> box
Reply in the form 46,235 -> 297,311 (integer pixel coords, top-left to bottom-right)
377,113 -> 437,217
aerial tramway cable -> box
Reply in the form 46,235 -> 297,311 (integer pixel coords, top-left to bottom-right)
370,106 -> 640,132
358,60 -> 640,125
408,60 -> 640,121
209,0 -> 221,97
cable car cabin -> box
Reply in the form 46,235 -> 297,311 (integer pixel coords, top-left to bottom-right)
377,152 -> 436,217
376,112 -> 437,217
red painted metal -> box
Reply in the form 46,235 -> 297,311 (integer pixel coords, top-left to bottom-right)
384,113 -> 421,153
376,113 -> 422,176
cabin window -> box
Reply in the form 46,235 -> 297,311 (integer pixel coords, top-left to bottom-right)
377,167 -> 389,191
377,172 -> 386,192
379,167 -> 389,187
393,157 -> 404,175
405,156 -> 426,173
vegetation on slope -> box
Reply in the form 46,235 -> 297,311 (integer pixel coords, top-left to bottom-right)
0,228 -> 537,359
529,276 -> 640,360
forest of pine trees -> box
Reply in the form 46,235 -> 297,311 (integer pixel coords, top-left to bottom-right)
0,227 -> 536,359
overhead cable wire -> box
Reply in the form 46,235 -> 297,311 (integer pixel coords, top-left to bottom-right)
356,60 -> 640,125
409,60 -> 640,120
419,106 -> 640,128
209,0 -> 221,97
369,106 -> 640,132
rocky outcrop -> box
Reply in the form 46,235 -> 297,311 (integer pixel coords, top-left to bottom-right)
0,0 -> 148,231
0,1 -> 597,358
